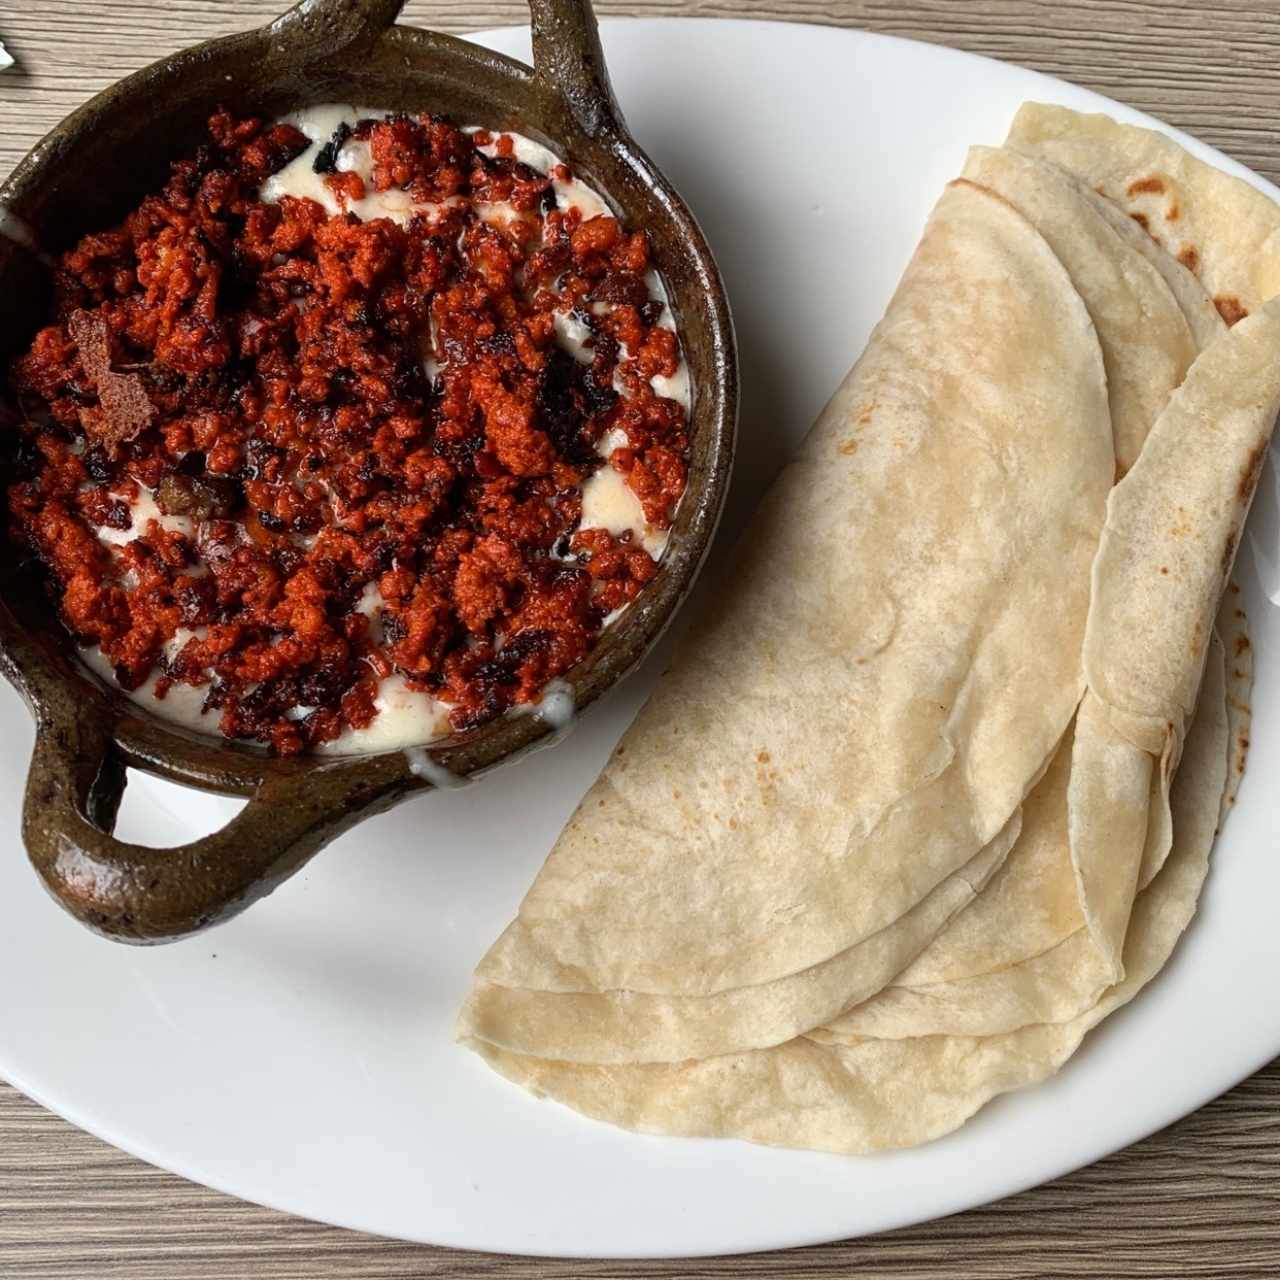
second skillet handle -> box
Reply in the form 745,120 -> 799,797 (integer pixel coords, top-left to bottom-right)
529,0 -> 628,140
272,0 -> 407,58
22,699 -> 402,943
274,0 -> 626,140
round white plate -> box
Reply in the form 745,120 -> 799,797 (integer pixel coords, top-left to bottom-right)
3,17 -> 1279,1259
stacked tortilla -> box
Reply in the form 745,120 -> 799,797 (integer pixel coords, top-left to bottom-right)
457,104 -> 1280,1153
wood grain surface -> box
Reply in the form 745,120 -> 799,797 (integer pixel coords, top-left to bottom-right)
2,1 -> 1279,1275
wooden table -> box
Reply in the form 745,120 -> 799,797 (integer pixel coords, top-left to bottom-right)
2,1 -> 1279,1274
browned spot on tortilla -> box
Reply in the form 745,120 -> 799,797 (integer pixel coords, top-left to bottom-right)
728,816 -> 738,830
756,750 -> 771,764
1222,531 -> 1237,573
1236,633 -> 1252,656
1215,294 -> 1248,326
1127,176 -> 1166,196
1177,245 -> 1201,274
1166,200 -> 1180,221
1115,459 -> 1129,484
838,438 -> 859,456
1240,734 -> 1250,750
1239,443 -> 1266,501
1230,581 -> 1241,594
1159,566 -> 1169,575
1235,608 -> 1246,618
1234,667 -> 1246,679
1130,211 -> 1151,232
67,309 -> 154,458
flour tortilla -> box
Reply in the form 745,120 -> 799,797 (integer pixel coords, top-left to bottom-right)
459,813 -> 1018,1063
1061,296 -> 1280,985
961,145 -> 1198,474
1007,102 -> 1280,324
473,180 -> 1112,1002
1072,175 -> 1225,352
817,639 -> 1211,1042
753,281 -> 1276,1046
464,645 -> 1229,1155
849,729 -> 1081,991
800,146 -> 1238,1043
1061,692 -> 1159,981
810,920 -> 1113,1043
817,726 -> 1105,1041
819,288 -> 1279,1044
823,639 -> 1232,1045
1086,297 -> 1280,748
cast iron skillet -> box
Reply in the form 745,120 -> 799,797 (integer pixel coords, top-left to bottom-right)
0,0 -> 736,943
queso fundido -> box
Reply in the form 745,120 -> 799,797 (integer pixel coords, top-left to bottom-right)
5,107 -> 690,755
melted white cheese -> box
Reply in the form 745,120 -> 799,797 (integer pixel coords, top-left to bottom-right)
404,746 -> 469,788
646,270 -> 692,411
80,641 -> 224,737
553,309 -> 595,364
511,677 -> 578,755
471,131 -> 610,221
317,674 -> 453,754
518,676 -> 576,732
354,580 -> 385,644
95,486 -> 194,546
262,107 -> 467,227
580,460 -> 666,559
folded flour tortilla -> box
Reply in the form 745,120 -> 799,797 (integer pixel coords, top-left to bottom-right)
464,642 -> 1229,1154
1008,102 -> 1280,323
1065,294 -> 1280,981
828,125 -> 1279,1042
468,178 -> 1112,1028
827,268 -> 1280,1041
960,145 -> 1200,475
819,595 -> 1249,1042
460,816 -> 1018,1063
809,139 -> 1235,1042
1072,177 -> 1225,351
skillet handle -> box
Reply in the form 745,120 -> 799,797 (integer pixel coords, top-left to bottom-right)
271,0 -> 625,139
22,700 -> 401,944
528,0 -> 628,139
271,0 -> 407,58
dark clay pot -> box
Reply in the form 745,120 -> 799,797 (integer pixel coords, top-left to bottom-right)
0,0 -> 737,943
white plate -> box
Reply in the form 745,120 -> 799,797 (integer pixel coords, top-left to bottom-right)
3,17 -> 1279,1260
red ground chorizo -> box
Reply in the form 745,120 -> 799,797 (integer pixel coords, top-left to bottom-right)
5,110 -> 688,753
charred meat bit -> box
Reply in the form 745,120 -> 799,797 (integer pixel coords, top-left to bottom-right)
155,471 -> 239,521
312,121 -> 353,174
